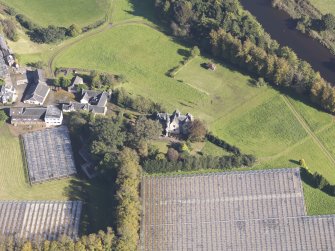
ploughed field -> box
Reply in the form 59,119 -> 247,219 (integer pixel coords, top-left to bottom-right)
1,0 -> 109,27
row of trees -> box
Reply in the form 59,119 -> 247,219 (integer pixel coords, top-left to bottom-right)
301,167 -> 335,196
206,133 -> 241,155
0,228 -> 116,251
154,0 -> 335,113
143,154 -> 256,173
114,148 -> 141,250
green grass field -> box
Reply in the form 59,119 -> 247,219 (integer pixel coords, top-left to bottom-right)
1,0 -> 109,27
54,24 -> 207,112
309,0 -> 335,15
53,21 -> 335,214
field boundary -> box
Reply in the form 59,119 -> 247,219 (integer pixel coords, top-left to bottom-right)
281,95 -> 335,166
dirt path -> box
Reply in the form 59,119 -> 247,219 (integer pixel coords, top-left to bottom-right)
281,95 -> 335,166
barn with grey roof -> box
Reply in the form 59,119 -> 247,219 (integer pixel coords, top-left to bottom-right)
22,126 -> 76,183
141,168 -> 335,250
23,69 -> 50,105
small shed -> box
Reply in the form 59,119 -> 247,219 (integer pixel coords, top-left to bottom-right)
207,62 -> 217,71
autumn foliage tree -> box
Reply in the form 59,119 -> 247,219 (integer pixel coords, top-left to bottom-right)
187,119 -> 207,142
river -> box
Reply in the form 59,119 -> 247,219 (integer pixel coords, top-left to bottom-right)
239,0 -> 335,84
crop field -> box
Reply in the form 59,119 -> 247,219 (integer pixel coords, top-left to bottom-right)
141,169 -> 335,250
1,0 -> 109,27
0,201 -> 82,241
0,124 -> 72,200
22,126 -> 76,184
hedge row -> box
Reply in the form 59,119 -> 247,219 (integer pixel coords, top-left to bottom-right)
206,133 -> 241,155
143,154 -> 256,173
300,168 -> 335,196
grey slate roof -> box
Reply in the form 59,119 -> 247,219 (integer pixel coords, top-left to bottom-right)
45,105 -> 62,119
24,82 -> 50,104
72,76 -> 83,86
33,69 -> 46,84
62,102 -> 107,115
10,107 -> 47,122
81,90 -> 108,107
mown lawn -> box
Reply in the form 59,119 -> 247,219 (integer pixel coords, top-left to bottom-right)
1,0 -> 109,27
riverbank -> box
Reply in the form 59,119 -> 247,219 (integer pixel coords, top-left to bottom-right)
239,0 -> 335,85
272,0 -> 335,55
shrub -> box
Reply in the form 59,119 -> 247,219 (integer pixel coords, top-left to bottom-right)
1,19 -> 18,41
0,110 -> 8,122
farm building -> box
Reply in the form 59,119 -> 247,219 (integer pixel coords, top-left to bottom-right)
67,76 -> 84,93
10,106 -> 63,127
141,168 -> 335,250
63,90 -> 109,115
0,82 -> 17,104
80,90 -> 108,107
156,110 -> 193,137
22,126 -> 76,183
0,201 -> 82,241
23,69 -> 50,105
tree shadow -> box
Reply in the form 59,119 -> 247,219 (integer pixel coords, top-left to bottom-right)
177,48 -> 191,58
289,159 -> 300,165
63,175 -> 118,235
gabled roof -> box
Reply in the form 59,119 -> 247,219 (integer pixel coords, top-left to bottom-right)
24,82 -> 50,104
80,90 -> 108,107
72,76 -> 83,86
32,69 -> 46,84
45,105 -> 62,119
10,107 -> 47,120
63,102 -> 107,115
